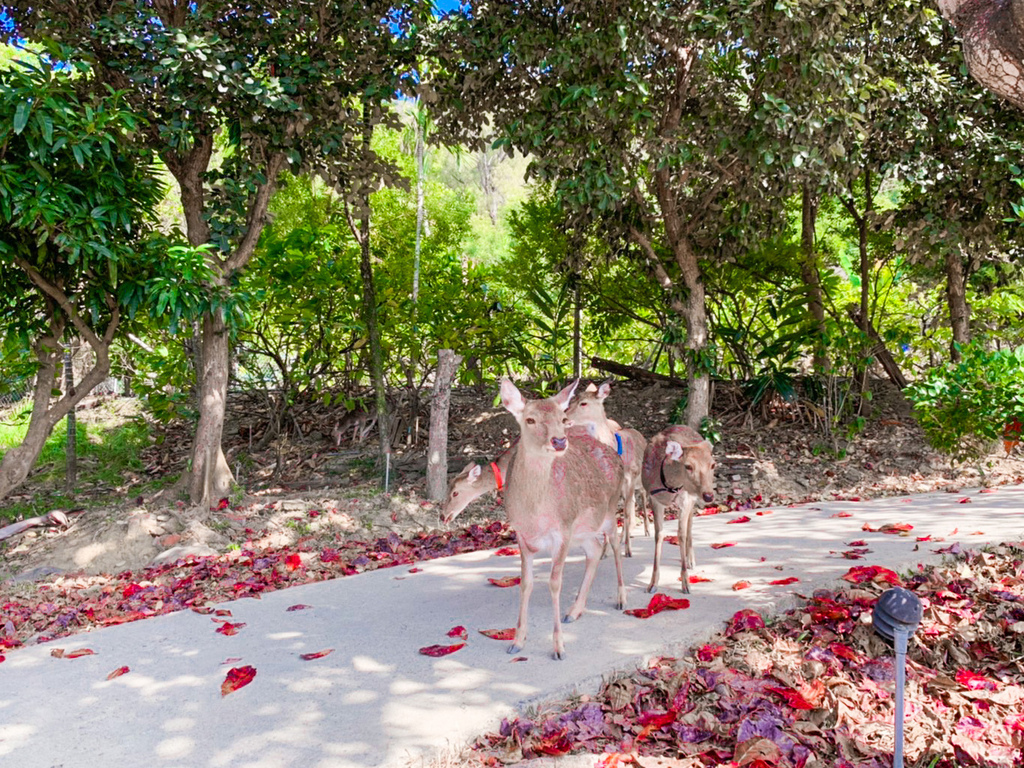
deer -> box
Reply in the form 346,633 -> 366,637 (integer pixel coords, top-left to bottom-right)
441,440 -> 517,525
499,378 -> 626,660
332,407 -> 377,447
566,382 -> 649,558
641,425 -> 716,594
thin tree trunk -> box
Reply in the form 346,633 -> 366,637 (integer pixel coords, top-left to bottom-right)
64,341 -> 76,494
572,275 -> 582,380
677,239 -> 710,430
413,103 -> 425,308
800,183 -> 829,374
426,349 -> 462,501
945,247 -> 971,362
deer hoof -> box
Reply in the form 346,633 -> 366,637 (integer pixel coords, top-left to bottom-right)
552,649 -> 564,661
507,643 -> 523,655
645,582 -> 656,594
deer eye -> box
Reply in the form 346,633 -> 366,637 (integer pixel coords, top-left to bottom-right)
452,491 -> 459,497
580,402 -> 588,407
526,417 -> 536,425
685,464 -> 694,472
562,418 -> 569,424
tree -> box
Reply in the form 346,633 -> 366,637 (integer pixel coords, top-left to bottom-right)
937,0 -> 1024,110
6,1 -> 425,503
0,53 -> 163,498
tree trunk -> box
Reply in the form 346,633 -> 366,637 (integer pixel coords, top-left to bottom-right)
945,246 -> 971,362
186,307 -> 235,506
800,183 -> 829,374
426,349 -> 462,501
677,239 -> 710,430
64,341 -> 76,494
572,275 -> 582,380
938,0 -> 1024,110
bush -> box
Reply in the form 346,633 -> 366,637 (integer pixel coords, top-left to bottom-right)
906,343 -> 1024,464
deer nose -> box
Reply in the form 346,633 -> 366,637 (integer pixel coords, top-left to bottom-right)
702,492 -> 714,504
551,437 -> 568,452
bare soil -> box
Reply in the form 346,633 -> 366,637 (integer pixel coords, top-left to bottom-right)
1,378 -> 1022,585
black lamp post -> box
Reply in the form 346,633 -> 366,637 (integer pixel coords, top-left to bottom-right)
872,587 -> 923,768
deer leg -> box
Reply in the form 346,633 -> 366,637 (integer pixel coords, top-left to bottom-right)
646,497 -> 668,594
564,534 -> 604,623
677,493 -> 695,593
548,538 -> 571,660
621,476 -> 636,558
607,520 -> 627,610
509,548 -> 535,654
640,487 -> 651,537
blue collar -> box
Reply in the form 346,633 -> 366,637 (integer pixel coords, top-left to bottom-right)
615,432 -> 623,456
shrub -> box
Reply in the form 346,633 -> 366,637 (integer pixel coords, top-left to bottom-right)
905,343 -> 1024,464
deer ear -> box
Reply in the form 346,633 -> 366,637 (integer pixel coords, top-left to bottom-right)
500,378 -> 525,418
597,382 -> 611,400
665,441 -> 683,461
468,463 -> 482,481
553,378 -> 579,411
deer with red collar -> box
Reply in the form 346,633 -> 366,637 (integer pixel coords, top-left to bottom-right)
566,382 -> 649,558
499,378 -> 626,659
641,425 -> 716,594
441,440 -> 516,524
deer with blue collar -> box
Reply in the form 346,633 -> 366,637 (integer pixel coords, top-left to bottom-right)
499,378 -> 626,660
565,382 -> 649,558
641,425 -> 716,594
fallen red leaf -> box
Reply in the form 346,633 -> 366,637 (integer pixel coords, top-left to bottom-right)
688,575 -> 713,583
284,553 -> 302,571
846,540 -> 867,547
727,515 -> 752,524
769,577 -> 800,586
831,512 -> 853,518
956,668 -> 1000,691
732,580 -> 752,591
710,542 -> 737,549
408,567 -> 423,573
216,497 -> 230,511
980,488 -> 997,494
300,649 -> 334,660
286,604 -> 312,612
830,642 -> 862,662
494,547 -> 519,557
842,565 -> 902,586
221,665 -> 256,696
665,535 -> 679,546
418,643 -> 465,657
487,576 -> 521,588
916,535 -> 933,542
755,510 -> 773,516
625,593 -> 690,619
767,685 -> 815,710
447,625 -> 468,640
64,648 -> 95,659
106,666 -> 130,680
726,609 -> 766,636
216,622 -> 246,636
880,522 -> 914,533
697,643 -> 725,661
509,656 -> 528,663
959,497 -> 972,504
479,628 -> 516,641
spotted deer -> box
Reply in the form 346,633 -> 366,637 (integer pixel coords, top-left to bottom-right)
441,440 -> 517,524
500,378 -> 626,659
641,425 -> 716,594
332,408 -> 377,447
566,382 -> 649,558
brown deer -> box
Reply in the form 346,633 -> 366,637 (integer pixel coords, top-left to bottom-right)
566,382 -> 649,558
441,440 -> 517,524
641,425 -> 716,594
500,378 -> 626,659
332,408 -> 377,447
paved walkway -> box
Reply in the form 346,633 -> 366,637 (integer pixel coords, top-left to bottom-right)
2,484 -> 1023,768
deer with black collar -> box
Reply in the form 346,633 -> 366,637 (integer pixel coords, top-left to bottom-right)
641,425 -> 716,594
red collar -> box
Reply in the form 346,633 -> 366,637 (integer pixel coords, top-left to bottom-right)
490,461 -> 503,491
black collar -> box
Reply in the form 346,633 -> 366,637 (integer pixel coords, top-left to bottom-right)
650,456 -> 681,496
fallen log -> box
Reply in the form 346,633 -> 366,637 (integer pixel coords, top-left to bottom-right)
0,508 -> 84,543
845,305 -> 908,389
589,356 -> 687,387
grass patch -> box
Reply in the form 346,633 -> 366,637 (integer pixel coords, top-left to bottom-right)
0,400 -> 157,522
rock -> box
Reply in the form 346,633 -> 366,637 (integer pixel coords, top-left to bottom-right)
6,565 -> 65,584
150,544 -> 219,567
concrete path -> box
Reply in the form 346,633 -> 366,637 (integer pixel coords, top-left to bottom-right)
2,484 -> 1023,768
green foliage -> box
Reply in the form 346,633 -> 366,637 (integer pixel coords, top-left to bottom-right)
906,342 -> 1024,463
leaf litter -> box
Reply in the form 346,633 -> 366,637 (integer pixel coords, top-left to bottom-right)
471,542 -> 1024,767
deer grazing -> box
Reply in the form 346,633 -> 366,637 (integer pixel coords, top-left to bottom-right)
566,382 -> 649,557
641,425 -> 716,594
441,441 -> 517,524
499,378 -> 626,659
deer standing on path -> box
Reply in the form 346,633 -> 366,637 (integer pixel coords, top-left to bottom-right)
566,382 -> 649,558
641,425 -> 716,594
500,378 -> 626,659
